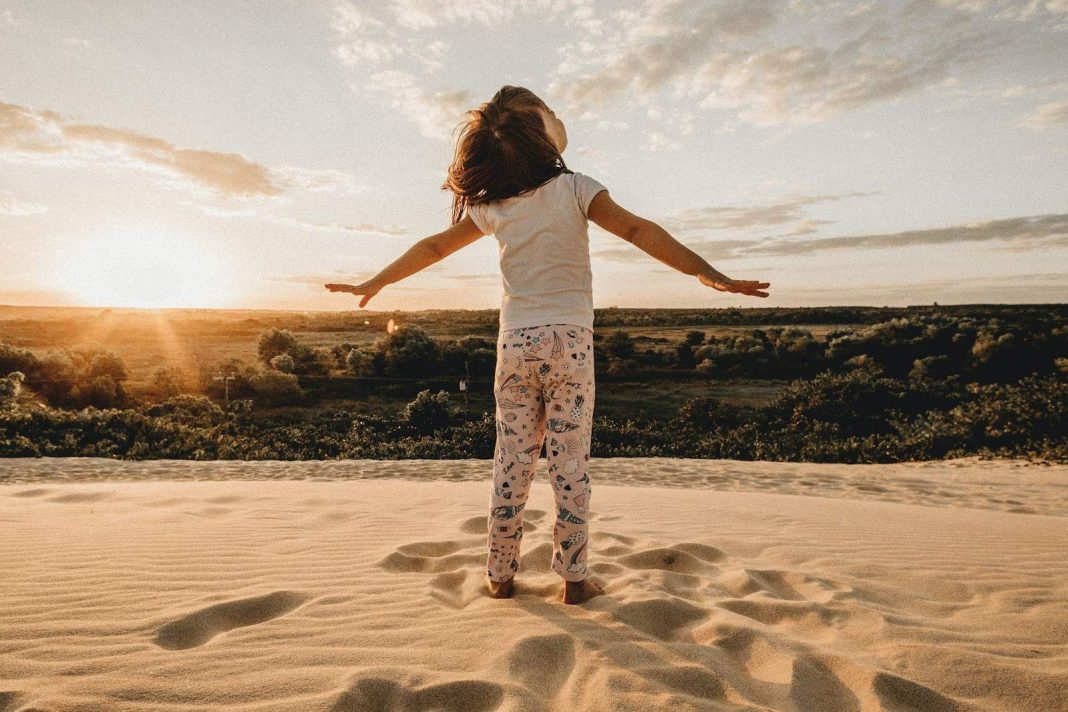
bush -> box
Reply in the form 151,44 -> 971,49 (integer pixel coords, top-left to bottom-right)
142,394 -> 229,426
270,353 -> 295,373
31,347 -> 130,409
402,389 -> 455,435
0,371 -> 25,408
345,348 -> 371,376
377,326 -> 441,378
248,370 -> 304,406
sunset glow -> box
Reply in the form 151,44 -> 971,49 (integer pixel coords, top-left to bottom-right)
50,228 -> 237,309
2,2 -> 1066,310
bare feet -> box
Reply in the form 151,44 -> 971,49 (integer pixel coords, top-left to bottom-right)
487,577 -> 514,599
563,578 -> 605,604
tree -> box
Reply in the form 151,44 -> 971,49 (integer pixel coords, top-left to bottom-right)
345,348 -> 371,376
675,342 -> 696,369
248,370 -> 304,406
377,326 -> 441,377
603,330 -> 636,360
257,328 -> 302,366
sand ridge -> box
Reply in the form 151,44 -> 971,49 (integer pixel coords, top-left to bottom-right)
0,459 -> 1066,711
0,455 -> 1063,516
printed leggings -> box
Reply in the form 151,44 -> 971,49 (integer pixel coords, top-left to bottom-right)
487,323 -> 596,583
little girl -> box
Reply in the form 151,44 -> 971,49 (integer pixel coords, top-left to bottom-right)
326,85 -> 770,605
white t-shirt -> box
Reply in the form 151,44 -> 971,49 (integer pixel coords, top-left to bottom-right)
466,171 -> 608,332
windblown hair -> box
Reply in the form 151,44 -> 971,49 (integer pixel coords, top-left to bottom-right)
442,85 -> 571,226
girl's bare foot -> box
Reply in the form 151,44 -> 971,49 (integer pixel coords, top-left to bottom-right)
563,578 -> 604,604
487,577 -> 514,598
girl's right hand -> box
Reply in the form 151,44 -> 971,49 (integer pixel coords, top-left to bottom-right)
325,280 -> 381,308
698,270 -> 770,298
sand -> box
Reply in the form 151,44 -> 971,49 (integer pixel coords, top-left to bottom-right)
0,457 -> 1065,711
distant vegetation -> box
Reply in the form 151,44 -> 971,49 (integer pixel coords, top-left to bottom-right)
1,304 -> 1065,463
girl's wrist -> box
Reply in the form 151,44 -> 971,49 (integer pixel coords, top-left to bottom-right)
698,265 -> 729,283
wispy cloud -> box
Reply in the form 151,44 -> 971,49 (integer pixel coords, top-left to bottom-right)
0,101 -> 366,199
1022,100 -> 1068,128
0,102 -> 284,196
778,270 -> 1068,306
0,190 -> 46,215
547,0 -> 1066,126
594,206 -> 1067,264
749,213 -> 1068,256
593,238 -> 758,264
327,0 -> 594,139
364,70 -> 476,141
658,193 -> 874,237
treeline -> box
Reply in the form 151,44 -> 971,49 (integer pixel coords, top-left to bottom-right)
3,311 -> 1064,410
1,370 -> 1064,462
592,303 -> 1068,327
2,308 -> 1066,463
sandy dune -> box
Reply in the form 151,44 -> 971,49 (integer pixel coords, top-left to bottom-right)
1,457 -> 1065,711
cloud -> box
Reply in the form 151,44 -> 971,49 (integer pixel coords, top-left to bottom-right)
0,101 -> 283,196
192,200 -> 407,236
593,203 -> 1067,264
658,193 -> 873,237
364,70 -> 476,141
327,0 -> 595,139
280,218 -> 407,236
593,238 -> 760,265
550,0 -> 782,108
748,213 -> 1068,255
0,190 -> 46,215
1022,100 -> 1068,128
547,0 -> 1050,125
776,271 -> 1068,306
271,164 -> 366,195
0,101 -> 369,201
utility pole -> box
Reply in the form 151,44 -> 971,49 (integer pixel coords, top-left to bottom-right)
213,372 -> 236,408
460,359 -> 470,415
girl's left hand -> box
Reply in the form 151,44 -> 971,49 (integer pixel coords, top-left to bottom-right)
325,281 -> 381,308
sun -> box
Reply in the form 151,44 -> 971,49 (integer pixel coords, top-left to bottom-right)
51,225 -> 238,308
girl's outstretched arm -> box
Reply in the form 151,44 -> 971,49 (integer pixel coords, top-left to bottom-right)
587,191 -> 770,298
325,214 -> 486,308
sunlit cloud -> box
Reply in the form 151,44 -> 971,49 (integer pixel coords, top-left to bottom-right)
1021,100 -> 1068,128
0,101 -> 369,202
658,193 -> 875,237
0,190 -> 46,215
779,270 -> 1068,306
593,207 -> 1067,263
327,0 -> 594,138
364,70 -> 476,141
0,101 -> 282,196
749,213 -> 1068,256
546,0 -> 1066,126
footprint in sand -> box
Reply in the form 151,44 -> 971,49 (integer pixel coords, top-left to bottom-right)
871,670 -> 969,712
612,597 -> 710,642
377,541 -> 483,574
47,491 -> 112,504
458,507 -> 548,535
330,671 -> 504,712
0,690 -> 25,712
8,488 -> 54,498
499,633 -> 576,694
616,545 -> 724,576
153,590 -> 312,650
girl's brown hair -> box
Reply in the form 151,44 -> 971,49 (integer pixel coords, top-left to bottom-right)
442,85 -> 571,226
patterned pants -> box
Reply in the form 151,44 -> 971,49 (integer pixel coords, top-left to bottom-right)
487,323 -> 596,583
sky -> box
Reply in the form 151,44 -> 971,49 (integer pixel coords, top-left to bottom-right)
1,0 -> 1066,312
